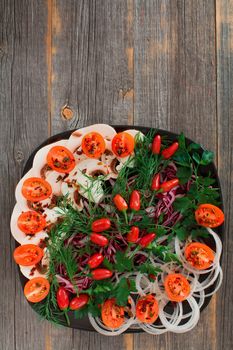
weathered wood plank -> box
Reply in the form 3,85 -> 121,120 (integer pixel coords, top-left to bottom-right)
51,0 -> 134,134
133,1 -> 218,349
0,0 -> 55,349
50,0 -> 134,348
216,1 -> 233,349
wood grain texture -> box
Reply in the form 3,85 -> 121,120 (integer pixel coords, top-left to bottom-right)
216,1 -> 233,350
0,0 -> 232,349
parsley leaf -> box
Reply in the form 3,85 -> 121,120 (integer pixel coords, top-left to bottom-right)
200,150 -> 214,165
139,263 -> 162,276
176,166 -> 192,184
150,244 -> 181,264
173,197 -> 194,214
113,278 -> 136,306
114,251 -> 133,272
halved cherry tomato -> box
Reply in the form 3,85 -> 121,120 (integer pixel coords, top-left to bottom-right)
13,244 -> 44,266
70,294 -> 89,310
81,132 -> 106,158
24,277 -> 50,303
56,287 -> 69,310
88,253 -> 104,269
161,142 -> 179,159
47,146 -> 75,173
185,242 -> 215,270
101,298 -> 124,328
129,190 -> 140,211
152,135 -> 161,154
164,273 -> 190,302
139,233 -> 156,248
90,233 -> 109,247
17,211 -> 46,234
127,226 -> 139,243
151,173 -> 160,191
160,178 -> 179,192
112,132 -> 135,158
195,204 -> 224,228
136,294 -> 159,324
22,177 -> 52,202
91,268 -> 113,280
113,194 -> 128,211
91,218 -> 111,232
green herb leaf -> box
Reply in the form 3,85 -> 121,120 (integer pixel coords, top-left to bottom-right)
192,152 -> 201,164
176,166 -> 192,184
139,263 -> 162,276
187,142 -> 201,151
113,278 -> 136,306
173,197 -> 194,214
173,226 -> 188,241
200,150 -> 214,165
114,251 -> 133,272
103,258 -> 114,271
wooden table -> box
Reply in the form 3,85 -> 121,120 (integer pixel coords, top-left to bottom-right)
1,1 -> 232,349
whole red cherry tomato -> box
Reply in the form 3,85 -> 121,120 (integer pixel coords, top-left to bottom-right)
69,294 -> 89,310
88,253 -> 104,269
151,173 -> 160,191
139,233 -> 156,248
161,142 -> 179,159
91,269 -> 113,280
127,226 -> 139,243
160,178 -> 179,192
57,287 -> 69,310
90,233 -> 108,247
152,135 -> 161,154
91,218 -> 111,232
129,190 -> 140,211
113,194 -> 128,211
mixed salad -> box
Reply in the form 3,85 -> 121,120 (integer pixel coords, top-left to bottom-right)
10,124 -> 224,335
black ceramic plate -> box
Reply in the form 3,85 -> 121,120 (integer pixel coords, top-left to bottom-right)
17,126 -> 224,332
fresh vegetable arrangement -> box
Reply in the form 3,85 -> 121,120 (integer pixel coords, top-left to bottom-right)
10,124 -> 224,335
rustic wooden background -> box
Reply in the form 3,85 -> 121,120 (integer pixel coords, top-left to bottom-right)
0,0 -> 232,349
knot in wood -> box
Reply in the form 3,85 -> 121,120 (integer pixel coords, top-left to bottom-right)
61,105 -> 74,120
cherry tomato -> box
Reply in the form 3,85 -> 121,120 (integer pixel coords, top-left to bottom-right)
57,287 -> 69,310
164,273 -> 190,302
136,294 -> 159,324
81,132 -> 106,158
127,226 -> 139,243
129,190 -> 140,211
152,135 -> 161,154
91,268 -> 113,280
113,194 -> 128,211
17,211 -> 46,234
139,233 -> 156,248
112,132 -> 135,158
24,277 -> 50,303
101,298 -> 124,328
161,142 -> 179,159
70,294 -> 89,310
91,218 -> 111,232
151,173 -> 160,191
185,242 -> 215,270
195,204 -> 224,228
22,177 -> 52,202
88,253 -> 104,269
13,244 -> 44,266
47,146 -> 75,173
160,178 -> 179,192
90,233 -> 109,247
